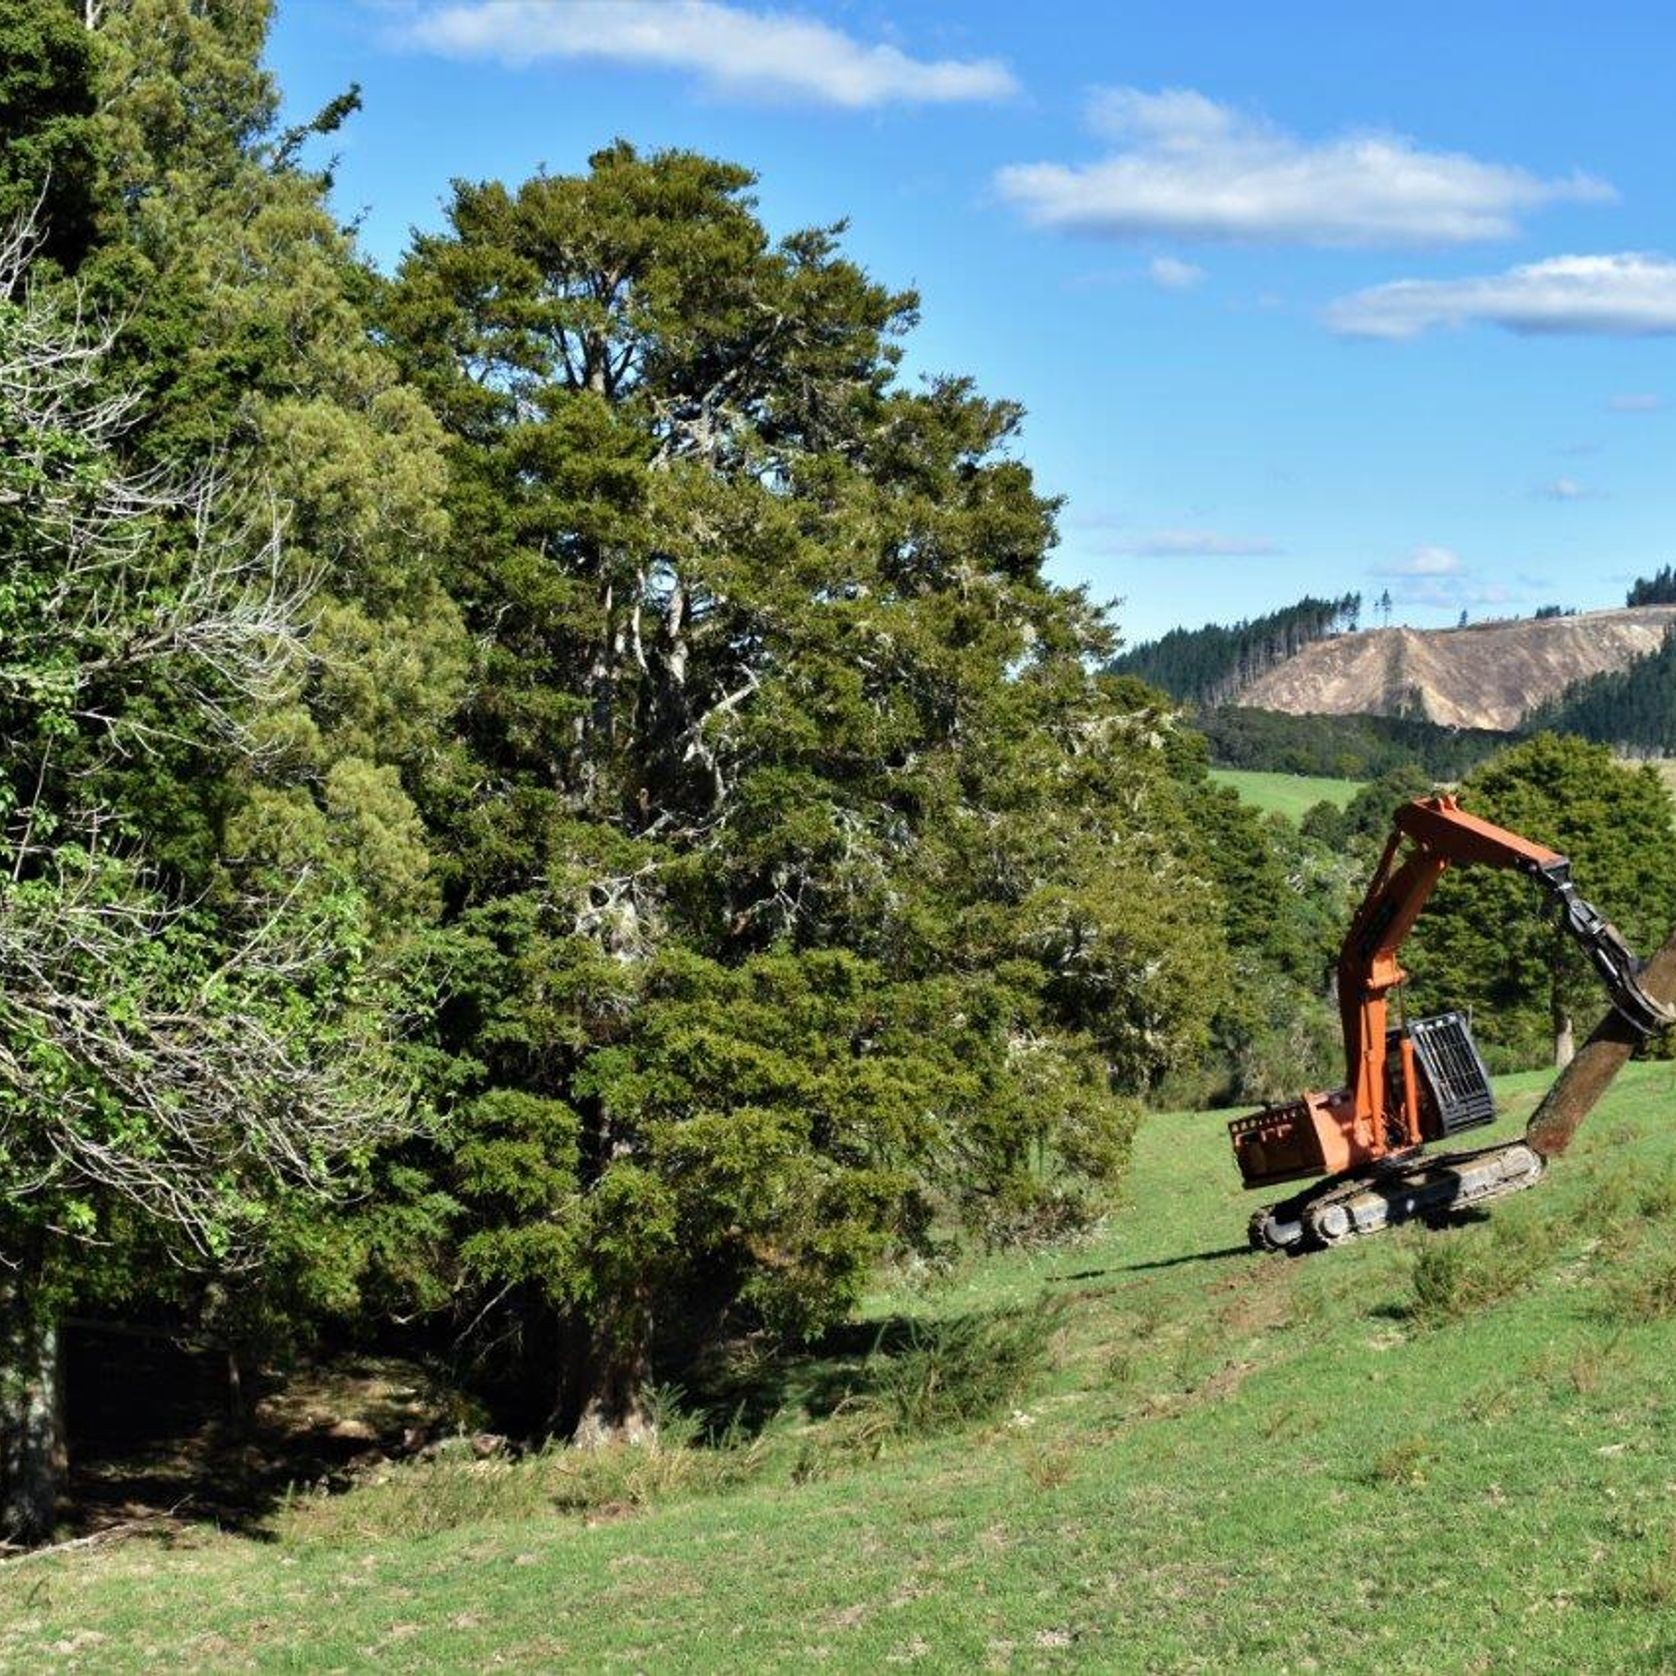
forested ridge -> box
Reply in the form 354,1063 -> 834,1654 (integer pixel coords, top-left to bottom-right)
1200,707 -> 1512,780
1627,565 -> 1676,607
3,0 -> 1674,1552
1106,593 -> 1361,706
1526,628 -> 1676,754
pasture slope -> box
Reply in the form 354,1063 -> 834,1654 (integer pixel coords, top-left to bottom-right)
8,1064 -> 1676,1672
1207,769 -> 1362,820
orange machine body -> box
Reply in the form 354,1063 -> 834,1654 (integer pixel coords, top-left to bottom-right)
1231,796 -> 1560,1190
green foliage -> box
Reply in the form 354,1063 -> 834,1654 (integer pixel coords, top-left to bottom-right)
376,142 -> 1232,1420
1405,1218 -> 1560,1327
1200,705 -> 1510,780
1406,735 -> 1676,1067
841,1301 -> 1062,1447
1337,762 -> 1437,848
0,0 -> 104,270
1181,779 -> 1311,978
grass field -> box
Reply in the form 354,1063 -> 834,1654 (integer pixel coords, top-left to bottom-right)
9,1063 -> 1676,1671
1209,768 -> 1363,820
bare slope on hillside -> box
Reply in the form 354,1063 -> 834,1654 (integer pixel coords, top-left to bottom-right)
1240,605 -> 1676,731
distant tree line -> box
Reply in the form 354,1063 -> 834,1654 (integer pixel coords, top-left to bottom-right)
1525,628 -> 1676,755
1628,567 -> 1676,608
1198,707 -> 1512,781
1108,594 -> 1361,706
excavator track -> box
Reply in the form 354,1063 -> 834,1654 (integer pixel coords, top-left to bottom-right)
1249,1138 -> 1546,1254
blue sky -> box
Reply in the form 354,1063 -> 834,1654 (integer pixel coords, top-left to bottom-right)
267,0 -> 1676,646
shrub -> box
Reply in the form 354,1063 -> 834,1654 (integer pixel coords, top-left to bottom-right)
275,1388 -> 768,1547
839,1299 -> 1063,1450
1405,1219 -> 1558,1327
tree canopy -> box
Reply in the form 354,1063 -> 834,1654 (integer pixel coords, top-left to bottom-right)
382,144 -> 1234,1435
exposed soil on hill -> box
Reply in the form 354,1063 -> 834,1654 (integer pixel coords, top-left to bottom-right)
1239,605 -> 1676,731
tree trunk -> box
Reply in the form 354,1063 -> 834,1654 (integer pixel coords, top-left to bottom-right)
0,1281 -> 65,1547
570,1294 -> 656,1450
1553,995 -> 1576,1070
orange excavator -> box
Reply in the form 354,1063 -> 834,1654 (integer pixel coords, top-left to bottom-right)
1233,795 -> 1675,1252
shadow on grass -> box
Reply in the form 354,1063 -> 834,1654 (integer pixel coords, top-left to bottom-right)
684,1299 -> 1062,1444
61,1325 -> 457,1543
1114,1244 -> 1253,1273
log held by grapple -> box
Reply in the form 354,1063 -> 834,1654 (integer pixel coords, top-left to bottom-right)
1525,928 -> 1676,1160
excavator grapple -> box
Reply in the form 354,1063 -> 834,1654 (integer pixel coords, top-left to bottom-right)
1235,795 -> 1674,1252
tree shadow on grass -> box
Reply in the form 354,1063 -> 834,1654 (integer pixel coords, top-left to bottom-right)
1111,1244 -> 1253,1273
682,1300 -> 1060,1443
61,1324 -> 457,1542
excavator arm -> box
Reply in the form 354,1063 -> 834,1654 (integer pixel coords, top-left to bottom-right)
1337,796 -> 1672,1155
1234,794 -> 1673,1252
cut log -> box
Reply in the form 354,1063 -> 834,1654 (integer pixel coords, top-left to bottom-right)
1526,928 -> 1676,1159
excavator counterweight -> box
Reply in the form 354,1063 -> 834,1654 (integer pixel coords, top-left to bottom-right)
1236,795 -> 1674,1252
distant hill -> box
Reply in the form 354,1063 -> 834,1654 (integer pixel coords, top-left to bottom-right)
1236,606 -> 1676,732
1109,594 -> 1360,706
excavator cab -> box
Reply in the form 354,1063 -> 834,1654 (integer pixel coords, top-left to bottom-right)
1394,1012 -> 1495,1141
1229,1010 -> 1493,1190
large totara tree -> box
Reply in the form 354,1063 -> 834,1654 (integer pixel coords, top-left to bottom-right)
388,145 -> 1232,1441
1406,734 -> 1676,1068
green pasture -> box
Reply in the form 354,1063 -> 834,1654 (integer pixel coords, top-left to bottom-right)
8,1063 -> 1676,1672
1209,768 -> 1364,820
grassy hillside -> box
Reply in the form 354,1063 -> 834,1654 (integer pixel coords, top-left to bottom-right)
1210,767 -> 1362,819
8,1064 -> 1676,1672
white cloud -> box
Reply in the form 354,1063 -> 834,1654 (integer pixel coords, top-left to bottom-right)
1609,392 -> 1662,412
1537,476 -> 1590,501
402,1 -> 1017,107
995,87 -> 1611,247
1147,255 -> 1205,290
1097,528 -> 1282,557
1329,253 -> 1676,339
1372,545 -> 1514,609
1379,545 -> 1462,577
